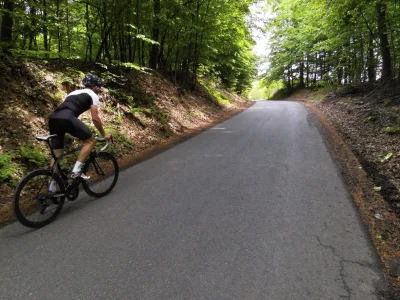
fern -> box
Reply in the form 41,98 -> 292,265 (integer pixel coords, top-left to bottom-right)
0,153 -> 17,182
19,146 -> 47,168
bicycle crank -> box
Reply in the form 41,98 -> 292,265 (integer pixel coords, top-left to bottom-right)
66,185 -> 80,201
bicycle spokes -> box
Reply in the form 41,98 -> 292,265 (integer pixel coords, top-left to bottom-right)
82,152 -> 119,198
13,170 -> 65,228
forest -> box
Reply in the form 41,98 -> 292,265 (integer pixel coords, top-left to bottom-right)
2,0 -> 400,95
264,0 -> 400,91
0,0 -> 257,93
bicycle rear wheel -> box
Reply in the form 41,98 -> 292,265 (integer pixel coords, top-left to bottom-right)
82,152 -> 119,198
13,169 -> 65,228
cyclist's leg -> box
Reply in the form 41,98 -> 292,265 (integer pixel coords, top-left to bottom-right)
77,136 -> 96,163
68,117 -> 95,175
48,118 -> 67,192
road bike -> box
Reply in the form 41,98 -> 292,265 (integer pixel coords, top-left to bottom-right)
13,134 -> 119,228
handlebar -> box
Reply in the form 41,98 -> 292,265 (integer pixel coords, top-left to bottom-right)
95,136 -> 113,151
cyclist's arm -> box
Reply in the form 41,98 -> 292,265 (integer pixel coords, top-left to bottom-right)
90,105 -> 106,137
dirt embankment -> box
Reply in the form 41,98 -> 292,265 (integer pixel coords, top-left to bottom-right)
0,59 -> 252,225
289,85 -> 400,299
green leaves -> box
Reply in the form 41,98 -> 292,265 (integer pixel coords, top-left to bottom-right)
263,0 -> 400,93
2,0 -> 257,92
0,153 -> 17,182
19,146 -> 47,168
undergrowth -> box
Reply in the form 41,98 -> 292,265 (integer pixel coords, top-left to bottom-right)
0,153 -> 17,182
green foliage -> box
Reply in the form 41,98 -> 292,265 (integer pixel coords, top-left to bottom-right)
114,113 -> 124,124
138,93 -> 156,106
264,80 -> 285,99
108,88 -> 134,106
19,146 -> 47,168
384,127 -> 400,134
102,71 -> 127,86
117,62 -> 149,73
383,99 -> 391,106
107,131 -> 134,154
61,76 -> 74,85
152,108 -> 170,126
2,0 -> 256,93
129,106 -> 170,125
0,153 -> 17,182
248,80 -> 266,100
365,115 -> 378,122
201,80 -> 232,105
129,107 -> 143,115
263,0 -> 400,92
339,101 -> 351,107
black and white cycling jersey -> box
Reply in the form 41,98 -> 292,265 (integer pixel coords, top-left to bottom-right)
55,88 -> 99,117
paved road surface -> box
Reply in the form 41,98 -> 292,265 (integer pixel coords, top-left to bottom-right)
0,101 -> 385,299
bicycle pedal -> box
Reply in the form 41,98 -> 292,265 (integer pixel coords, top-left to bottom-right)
69,172 -> 90,180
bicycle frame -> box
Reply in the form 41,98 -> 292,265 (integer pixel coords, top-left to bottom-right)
40,135 -> 109,198
43,135 -> 109,178
13,134 -> 116,228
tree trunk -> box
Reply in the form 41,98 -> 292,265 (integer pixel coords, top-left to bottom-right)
367,34 -> 376,82
376,1 -> 392,80
56,0 -> 62,55
43,0 -> 49,52
299,60 -> 305,88
132,0 -> 140,63
0,0 -> 14,55
96,26 -> 113,62
306,54 -> 309,87
66,2 -> 71,55
85,3 -> 93,61
313,53 -> 317,84
149,0 -> 161,69
320,52 -> 324,80
141,38 -> 145,66
29,4 -> 37,50
337,52 -> 342,85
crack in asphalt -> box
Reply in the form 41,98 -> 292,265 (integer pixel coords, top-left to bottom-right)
316,236 -> 376,299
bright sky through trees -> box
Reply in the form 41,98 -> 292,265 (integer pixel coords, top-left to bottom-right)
249,1 -> 272,75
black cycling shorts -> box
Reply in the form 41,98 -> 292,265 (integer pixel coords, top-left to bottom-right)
48,109 -> 92,149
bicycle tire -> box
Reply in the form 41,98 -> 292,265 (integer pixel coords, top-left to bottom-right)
13,169 -> 65,228
82,152 -> 119,198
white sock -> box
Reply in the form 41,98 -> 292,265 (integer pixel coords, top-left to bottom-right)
72,161 -> 85,173
49,180 -> 57,193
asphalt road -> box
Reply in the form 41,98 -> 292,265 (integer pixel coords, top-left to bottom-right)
0,101 -> 385,300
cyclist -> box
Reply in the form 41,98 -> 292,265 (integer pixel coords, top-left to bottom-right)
48,74 -> 112,188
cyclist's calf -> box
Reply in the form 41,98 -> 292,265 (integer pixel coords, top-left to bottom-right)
77,135 -> 96,163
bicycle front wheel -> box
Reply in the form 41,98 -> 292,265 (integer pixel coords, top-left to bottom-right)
13,169 -> 65,228
82,152 -> 119,198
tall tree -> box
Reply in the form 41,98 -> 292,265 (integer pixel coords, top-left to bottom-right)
0,0 -> 14,54
376,0 -> 392,80
264,0 -> 400,90
149,0 -> 160,69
